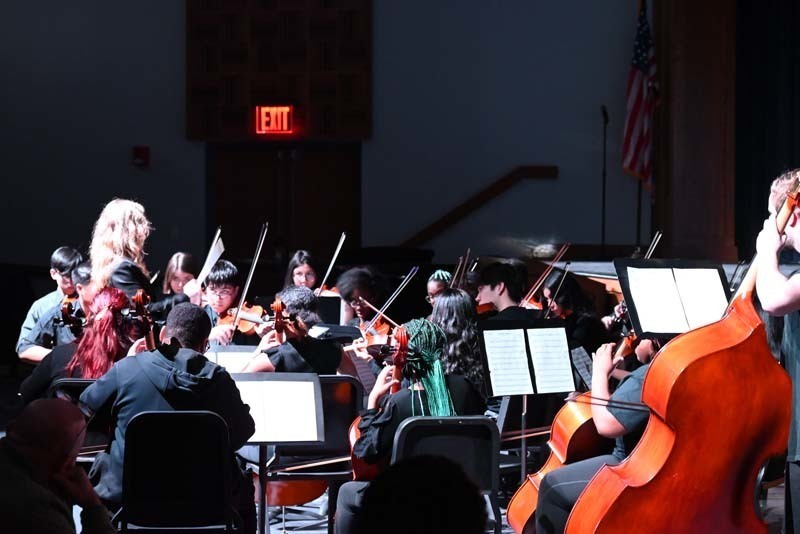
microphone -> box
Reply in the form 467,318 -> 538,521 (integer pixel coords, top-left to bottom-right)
601,104 -> 609,125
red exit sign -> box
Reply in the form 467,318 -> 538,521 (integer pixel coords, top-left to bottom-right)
254,106 -> 293,135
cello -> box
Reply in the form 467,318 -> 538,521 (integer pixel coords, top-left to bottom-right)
562,206 -> 796,530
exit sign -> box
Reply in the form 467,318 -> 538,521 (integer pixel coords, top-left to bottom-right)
254,106 -> 293,135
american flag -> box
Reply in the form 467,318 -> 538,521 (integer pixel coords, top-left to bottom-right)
622,1 -> 658,187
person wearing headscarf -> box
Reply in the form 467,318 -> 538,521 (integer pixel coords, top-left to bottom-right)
334,318 -> 457,534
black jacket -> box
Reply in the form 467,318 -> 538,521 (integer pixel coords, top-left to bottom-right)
80,342 -> 255,503
110,259 -> 188,321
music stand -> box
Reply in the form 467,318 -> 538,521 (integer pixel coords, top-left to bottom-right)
231,373 -> 325,534
613,258 -> 731,339
477,319 -> 575,481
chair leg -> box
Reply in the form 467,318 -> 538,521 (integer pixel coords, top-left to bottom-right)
490,493 -> 502,534
328,480 -> 343,534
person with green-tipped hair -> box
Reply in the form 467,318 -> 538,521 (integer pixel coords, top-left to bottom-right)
425,269 -> 452,308
334,318 -> 467,534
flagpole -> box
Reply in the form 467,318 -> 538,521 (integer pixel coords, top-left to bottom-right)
636,179 -> 643,246
601,105 -> 609,253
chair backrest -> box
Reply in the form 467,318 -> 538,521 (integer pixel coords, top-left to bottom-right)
47,378 -> 95,403
275,374 -> 363,458
119,411 -> 234,529
390,416 -> 499,494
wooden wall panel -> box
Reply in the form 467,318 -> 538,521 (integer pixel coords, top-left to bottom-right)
187,0 -> 371,141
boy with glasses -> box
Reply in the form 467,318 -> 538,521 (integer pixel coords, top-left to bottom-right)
203,259 -> 259,346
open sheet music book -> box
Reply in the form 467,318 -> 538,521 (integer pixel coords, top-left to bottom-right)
614,258 -> 731,339
478,320 -> 575,398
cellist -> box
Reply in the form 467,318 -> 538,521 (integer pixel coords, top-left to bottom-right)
533,337 -> 662,534
755,169 -> 800,533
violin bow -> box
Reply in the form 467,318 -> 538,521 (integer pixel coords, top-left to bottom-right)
450,256 -> 465,289
231,222 -> 269,329
543,262 -> 572,320
364,266 -> 419,333
356,297 -> 400,328
644,230 -> 663,259
316,232 -> 347,295
522,243 -> 570,304
457,248 -> 471,289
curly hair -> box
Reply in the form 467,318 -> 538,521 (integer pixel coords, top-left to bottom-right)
90,199 -> 152,288
66,287 -> 142,379
429,288 -> 486,398
277,285 -> 322,329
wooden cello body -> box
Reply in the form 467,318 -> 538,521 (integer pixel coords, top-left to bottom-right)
566,292 -> 790,532
507,392 -> 614,533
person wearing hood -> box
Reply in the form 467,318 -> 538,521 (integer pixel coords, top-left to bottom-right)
79,303 -> 256,532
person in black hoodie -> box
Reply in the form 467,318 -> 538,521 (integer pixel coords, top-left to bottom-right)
80,303 -> 256,532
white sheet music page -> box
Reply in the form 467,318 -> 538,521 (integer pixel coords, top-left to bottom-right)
197,236 -> 225,285
207,352 -> 251,373
236,380 -> 319,443
482,329 -> 534,396
673,268 -> 728,329
627,267 -> 689,333
527,328 -> 575,393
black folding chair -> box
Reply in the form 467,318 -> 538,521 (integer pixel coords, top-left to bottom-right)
113,411 -> 240,533
266,375 -> 363,533
47,378 -> 110,455
391,416 -> 502,534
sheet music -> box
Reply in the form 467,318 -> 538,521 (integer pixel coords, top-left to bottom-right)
236,380 -> 319,443
526,328 -> 575,393
627,267 -> 689,333
673,268 -> 728,329
482,329 -> 534,396
347,352 -> 377,392
570,346 -> 593,390
206,351 -> 252,373
197,235 -> 225,285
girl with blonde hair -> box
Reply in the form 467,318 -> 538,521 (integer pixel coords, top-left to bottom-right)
89,198 -> 186,320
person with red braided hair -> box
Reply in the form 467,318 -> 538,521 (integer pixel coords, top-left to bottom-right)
19,286 -> 145,404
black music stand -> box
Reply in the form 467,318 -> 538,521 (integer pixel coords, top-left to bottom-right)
231,373 -> 325,534
478,319 -> 575,482
613,258 -> 730,339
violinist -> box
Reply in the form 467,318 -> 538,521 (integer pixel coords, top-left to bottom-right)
242,286 -> 342,374
337,267 -> 389,334
334,319 -> 456,534
476,262 -> 540,321
17,262 -> 96,364
161,252 -> 198,296
425,269 -> 452,308
202,259 -> 259,347
533,337 -> 661,534
19,287 -> 145,404
89,199 -> 187,320
755,169 -> 800,533
15,246 -> 83,358
283,249 -> 319,289
542,270 -> 610,355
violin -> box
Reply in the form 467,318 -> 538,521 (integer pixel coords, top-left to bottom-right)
131,289 -> 156,351
57,294 -> 86,336
219,303 -> 267,336
348,325 -> 409,481
521,243 -> 570,309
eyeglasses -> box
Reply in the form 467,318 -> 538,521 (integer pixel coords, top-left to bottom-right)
348,300 -> 363,308
207,287 -> 235,298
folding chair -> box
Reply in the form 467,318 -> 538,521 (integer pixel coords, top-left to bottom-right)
391,416 -> 502,534
113,411 -> 240,533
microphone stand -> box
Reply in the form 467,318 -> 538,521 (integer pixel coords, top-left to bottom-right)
601,105 -> 609,255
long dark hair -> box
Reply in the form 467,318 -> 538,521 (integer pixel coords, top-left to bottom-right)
429,288 -> 486,398
283,250 -> 320,289
543,270 -> 595,316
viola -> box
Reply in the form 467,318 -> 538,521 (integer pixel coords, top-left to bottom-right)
131,289 -> 156,351
507,392 -> 614,533
348,325 -> 409,481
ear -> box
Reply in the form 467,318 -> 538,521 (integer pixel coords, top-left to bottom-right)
49,268 -> 59,281
496,282 -> 507,296
159,328 -> 167,343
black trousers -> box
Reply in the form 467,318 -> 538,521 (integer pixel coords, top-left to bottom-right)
534,454 -> 618,534
334,480 -> 370,534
